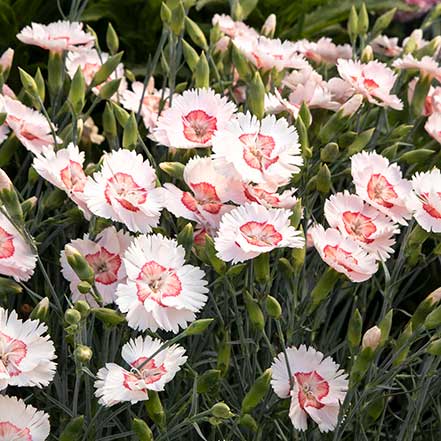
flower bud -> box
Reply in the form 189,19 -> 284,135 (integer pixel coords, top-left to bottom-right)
411,75 -> 432,117
106,23 -> 119,55
405,225 -> 429,266
21,196 -> 37,219
295,116 -> 310,159
48,52 -> 64,96
65,245 -> 95,284
217,331 -> 231,376
92,307 -> 126,326
362,326 -> 381,350
103,102 -> 117,140
30,297 -> 49,322
122,113 -> 138,149
266,295 -> 282,319
358,2 -> 369,35
159,161 -> 185,180
291,242 -> 305,272
74,300 -> 90,319
65,308 -> 82,325
244,290 -> 265,332
91,52 -> 123,87
59,415 -> 84,441
241,368 -> 271,413
210,23 -> 222,46
211,402 -> 233,419
77,281 -> 92,295
347,5 -> 358,41
425,306 -> 441,329
239,414 -> 258,432
99,78 -> 122,100
197,369 -> 221,394
194,52 -> 210,89
253,252 -> 270,284
74,345 -> 93,363
132,418 -> 153,441
34,68 -> 45,103
403,30 -> 421,54
247,72 -> 265,120
427,338 -> 441,356
309,268 -> 340,313
261,14 -> 276,38
184,318 -> 214,336
299,102 -> 312,128
316,164 -> 331,194
170,1 -> 185,36
19,68 -> 39,97
361,45 -> 373,63
160,2 -> 172,25
182,39 -> 199,72
0,276 -> 23,296
371,8 -> 396,38
145,391 -> 166,429
185,17 -> 208,50
0,169 -> 23,225
0,48 -> 14,78
278,257 -> 295,280
177,222 -> 193,256
226,263 -> 247,278
320,142 -> 339,163
347,308 -> 362,351
111,102 -> 130,127
378,309 -> 393,347
68,67 -> 86,114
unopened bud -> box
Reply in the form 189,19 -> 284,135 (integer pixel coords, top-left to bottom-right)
145,391 -> 166,429
160,2 -> 172,26
217,331 -> 231,376
244,290 -> 265,332
232,44 -> 252,81
68,67 -> 86,114
241,368 -> 271,413
132,418 -> 154,441
197,369 -> 221,394
211,402 -> 233,419
247,72 -> 265,120
106,23 -> 119,54
34,68 -> 45,103
0,276 -> 23,296
59,415 -> 84,441
362,326 -> 381,350
177,223 -> 193,255
184,318 -> 214,336
316,164 -> 331,194
347,308 -> 362,350
92,307 -> 125,326
182,40 -> 199,72
261,14 -> 276,38
253,252 -> 270,284
427,338 -> 441,356
361,45 -> 373,63
320,142 -> 339,162
170,1 -> 185,36
30,297 -> 49,322
19,68 -> 39,97
425,306 -> 441,329
194,52 -> 209,89
77,281 -> 92,295
103,102 -> 117,140
371,8 -> 396,38
309,268 -> 340,312
358,3 -> 369,35
347,5 -> 358,41
74,344 -> 93,363
0,48 -> 14,76
266,295 -> 282,319
205,235 -> 226,274
48,52 -> 64,96
239,414 -> 258,432
159,161 -> 185,179
347,128 -> 375,156
74,300 -> 91,319
122,113 -> 138,150
91,52 -> 123,87
99,78 -> 122,100
185,17 -> 208,50
65,308 -> 82,325
65,245 -> 95,284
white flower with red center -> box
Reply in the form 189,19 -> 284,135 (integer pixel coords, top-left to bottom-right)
424,111 -> 441,144
294,37 -> 352,65
83,149 -> 162,233
66,49 -> 127,99
212,14 -> 259,39
115,234 -> 208,333
121,79 -> 169,130
407,168 -> 441,232
16,20 -> 94,52
337,59 -> 403,110
212,112 -> 302,187
234,36 -> 308,72
60,226 -> 132,305
324,192 -> 399,261
161,156 -> 242,229
310,224 -> 378,282
371,35 -> 402,57
33,143 -> 90,218
393,54 -> 441,81
0,307 -> 56,391
215,202 -> 304,263
351,152 -> 412,225
0,396 -> 50,441
0,211 -> 36,282
95,335 -> 187,407
271,345 -> 348,433
152,89 -> 236,148
3,96 -> 60,154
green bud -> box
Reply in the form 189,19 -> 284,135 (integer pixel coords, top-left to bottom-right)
411,289 -> 441,327
210,23 -> 222,46
295,116 -> 310,159
0,276 -> 22,296
425,306 -> 441,329
290,199 -> 303,229
160,2 -> 172,25
20,196 -> 36,220
211,402 -> 233,419
217,331 -> 231,376
65,245 -> 94,284
145,391 -> 166,429
197,369 -> 221,394
106,23 -> 119,54
371,8 -> 396,38
170,1 -> 185,35
91,52 -> 123,87
122,113 -> 138,149
320,142 -> 339,162
232,44 -> 252,81
266,295 -> 282,319
253,252 -> 270,284
177,222 -> 193,255
48,52 -> 64,96
405,224 -> 429,266
35,68 -> 45,103
185,17 -> 208,50
401,149 -> 435,165
244,290 -> 265,332
77,281 -> 92,295
226,263 -> 247,278
184,318 -> 214,336
30,297 -> 49,322
347,5 -> 358,41
132,418 -> 154,441
316,164 -> 331,194
92,307 -> 126,326
68,67 -> 86,114
159,161 -> 185,179
291,242 -> 306,273
309,268 -> 340,313
103,102 -> 117,141
239,414 -> 258,432
278,257 -> 295,280
182,40 -> 199,72
347,308 -> 362,351
204,235 -> 226,274
65,308 -> 82,325
247,71 -> 265,120
241,368 -> 271,413
379,309 -> 393,347
74,344 -> 93,363
358,3 -> 369,35
19,68 -> 39,97
194,52 -> 209,89
347,128 -> 375,156
361,45 -> 373,63
74,300 -> 91,319
411,75 -> 432,116
99,78 -> 122,100
299,102 -> 312,128
111,102 -> 130,127
60,415 -> 84,441
427,338 -> 441,356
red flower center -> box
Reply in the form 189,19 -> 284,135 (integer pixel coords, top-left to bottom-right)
240,133 -> 278,171
367,174 -> 397,208
294,370 -> 329,410
85,247 -> 121,285
342,211 -> 376,243
122,357 -> 167,391
420,192 -> 441,219
324,244 -> 358,272
0,421 -> 31,441
239,221 -> 282,247
0,227 -> 14,259
181,182 -> 222,215
60,160 -> 86,193
182,110 -> 217,144
363,78 -> 379,91
136,261 -> 182,306
104,172 -> 147,212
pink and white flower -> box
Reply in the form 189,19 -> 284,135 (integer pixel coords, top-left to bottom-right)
161,156 -> 242,229
310,224 -> 378,282
0,48 -> 14,72
60,226 -> 132,305
83,149 -> 162,233
324,192 -> 398,261
95,335 -> 187,407
239,183 -> 299,209
115,234 -> 208,333
337,59 -> 403,110
33,143 -> 90,217
407,168 -> 441,233
212,14 -> 259,40
393,54 -> 441,81
212,112 -> 302,187
425,111 -> 441,143
3,96 -> 60,154
215,203 -> 305,263
351,152 -> 412,225
66,49 -> 127,98
370,35 -> 402,57
121,78 -> 168,130
0,211 -> 36,282
152,89 -> 236,148
408,79 -> 441,116
294,37 -> 352,65
0,395 -> 50,441
0,307 -> 56,390
271,345 -> 348,433
17,21 -> 94,52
